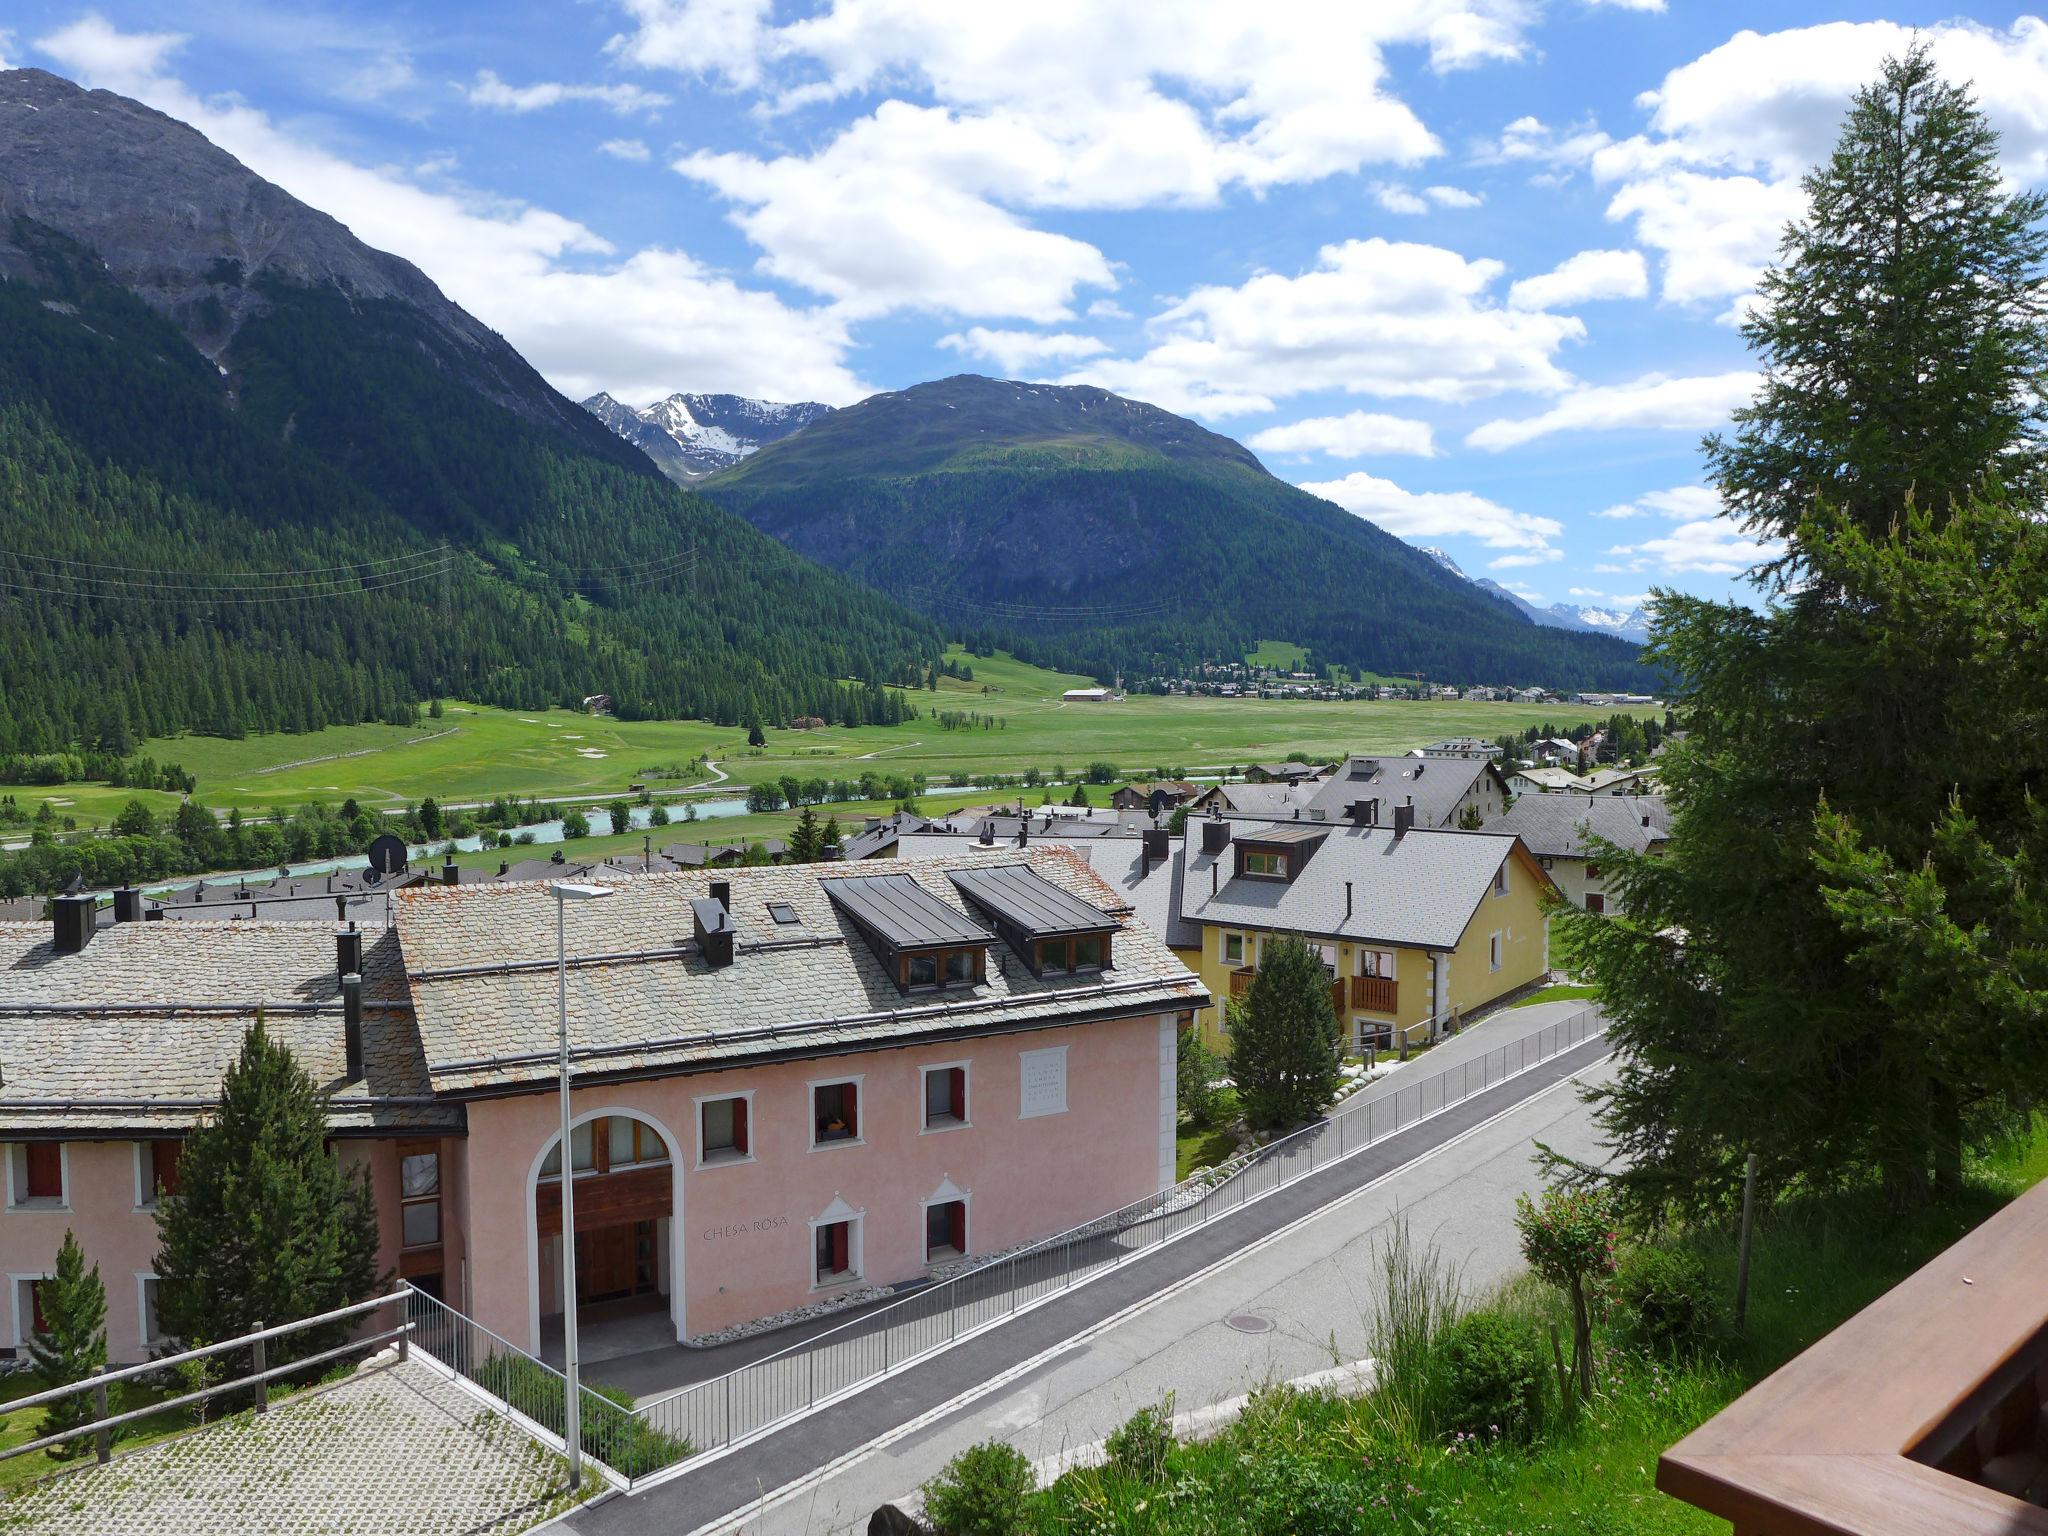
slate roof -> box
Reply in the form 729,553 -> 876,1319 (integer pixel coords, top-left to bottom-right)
1196,782 -> 1312,816
839,812 -> 934,861
1301,755 -> 1498,829
1180,820 -> 1543,951
394,846 -> 1206,1096
0,918 -> 450,1135
950,864 -> 1118,937
826,873 -> 994,947
1508,767 -> 1583,792
1071,840 -> 1201,951
1495,794 -> 1670,859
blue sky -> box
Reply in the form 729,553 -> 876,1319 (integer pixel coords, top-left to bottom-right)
7,3 -> 2047,612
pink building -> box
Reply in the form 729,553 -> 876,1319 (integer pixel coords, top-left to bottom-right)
0,848 -> 1203,1361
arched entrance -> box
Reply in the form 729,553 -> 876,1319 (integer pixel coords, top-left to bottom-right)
526,1107 -> 684,1356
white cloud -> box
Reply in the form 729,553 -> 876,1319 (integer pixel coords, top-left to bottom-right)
599,138 -> 652,163
0,30 -> 13,69
1247,411 -> 1437,458
1424,184 -> 1483,208
1086,299 -> 1133,321
1067,237 -> 1583,419
1484,115 -> 1613,178
1507,248 -> 1647,310
37,14 -> 187,93
1488,549 -> 1562,569
1586,0 -> 1665,11
1375,184 -> 1431,215
335,47 -> 417,105
1593,486 -> 1719,519
1593,20 -> 2048,311
1466,370 -> 1756,450
34,18 -> 867,406
939,328 -> 1109,373
463,70 -> 669,116
1299,471 -> 1563,554
1609,516 -> 1784,577
632,5 -> 1547,323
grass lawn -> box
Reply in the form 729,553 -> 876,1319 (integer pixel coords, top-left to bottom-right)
966,1117 -> 2048,1535
0,1369 -> 194,1489
1175,1120 -> 1243,1181
12,648 -> 1654,828
1512,983 -> 1601,1008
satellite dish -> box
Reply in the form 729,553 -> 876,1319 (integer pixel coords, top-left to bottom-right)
366,833 -> 409,876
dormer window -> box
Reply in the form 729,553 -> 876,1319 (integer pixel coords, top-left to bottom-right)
948,864 -> 1118,981
825,873 -> 993,996
1243,850 -> 1287,879
1036,932 -> 1107,975
902,946 -> 985,990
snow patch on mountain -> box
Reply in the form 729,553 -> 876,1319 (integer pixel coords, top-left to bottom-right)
579,391 -> 833,482
1408,542 -> 1651,644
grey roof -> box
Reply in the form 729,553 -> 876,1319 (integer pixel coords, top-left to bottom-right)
950,864 -> 1116,937
840,812 -> 933,860
1181,819 -> 1542,951
826,872 -> 994,948
1301,755 -> 1498,830
1234,821 -> 1330,847
1494,793 -> 1670,859
1197,782 -> 1312,816
395,849 -> 1205,1095
1072,841 -> 1201,950
0,919 -> 450,1135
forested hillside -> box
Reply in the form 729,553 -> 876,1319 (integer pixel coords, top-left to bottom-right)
705,376 -> 1658,690
0,220 -> 942,755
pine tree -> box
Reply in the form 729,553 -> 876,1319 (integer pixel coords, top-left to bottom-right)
1228,938 -> 1341,1130
788,806 -> 825,864
1561,52 -> 2048,1218
1707,45 -> 2048,567
27,1229 -> 107,1456
154,1017 -> 383,1364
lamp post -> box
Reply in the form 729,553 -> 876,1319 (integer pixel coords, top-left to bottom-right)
551,880 -> 614,1490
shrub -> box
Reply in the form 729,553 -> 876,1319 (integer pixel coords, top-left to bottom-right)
472,1353 -> 691,1477
1613,1244 -> 1726,1355
1433,1311 -> 1546,1443
1177,1030 -> 1225,1127
1104,1396 -> 1175,1484
922,1439 -> 1035,1536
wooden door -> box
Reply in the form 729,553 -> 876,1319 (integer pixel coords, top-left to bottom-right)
576,1224 -> 638,1303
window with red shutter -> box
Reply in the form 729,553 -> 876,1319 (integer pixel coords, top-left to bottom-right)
151,1140 -> 181,1200
948,1068 -> 966,1122
949,1201 -> 966,1254
832,1222 -> 849,1274
22,1143 -> 61,1202
731,1098 -> 749,1157
843,1084 -> 858,1139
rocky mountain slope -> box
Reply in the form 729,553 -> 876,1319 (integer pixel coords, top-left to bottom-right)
1419,547 -> 1652,645
0,67 -> 942,751
581,391 -> 831,481
704,376 -> 1656,689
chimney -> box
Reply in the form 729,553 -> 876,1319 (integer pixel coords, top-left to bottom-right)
1211,861 -> 1219,895
1393,804 -> 1415,837
336,922 -> 363,984
442,856 -> 459,885
1201,818 -> 1232,855
1414,762 -> 1425,778
51,893 -> 96,953
1642,814 -> 1652,828
693,895 -> 735,968
112,887 -> 141,923
550,850 -> 566,864
1018,822 -> 1029,847
1141,827 -> 1169,873
1345,880 -> 1354,919
342,972 -> 363,1079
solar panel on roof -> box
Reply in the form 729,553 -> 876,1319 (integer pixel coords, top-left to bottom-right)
948,864 -> 1114,939
824,874 -> 991,948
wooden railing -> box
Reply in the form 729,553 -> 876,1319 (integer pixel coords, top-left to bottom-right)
1350,974 -> 1398,1013
1229,965 -> 1256,998
1658,1178 -> 2048,1534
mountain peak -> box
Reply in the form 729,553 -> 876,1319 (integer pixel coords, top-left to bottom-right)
579,390 -> 832,482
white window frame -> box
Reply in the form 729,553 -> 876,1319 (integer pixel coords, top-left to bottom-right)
4,1143 -> 69,1213
1222,932 -> 1245,965
134,1142 -> 155,1212
806,1073 -> 867,1152
919,1061 -> 972,1134
8,1272 -> 51,1349
693,1089 -> 758,1169
136,1272 -> 164,1350
1489,931 -> 1503,972
1493,861 -> 1510,898
1018,1045 -> 1069,1120
920,1184 -> 972,1265
807,1199 -> 865,1292
1356,949 -> 1396,980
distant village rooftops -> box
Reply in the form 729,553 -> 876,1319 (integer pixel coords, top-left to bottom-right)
1495,792 -> 1669,860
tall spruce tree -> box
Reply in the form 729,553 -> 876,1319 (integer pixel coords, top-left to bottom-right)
1707,45 -> 2048,564
27,1229 -> 107,1456
1229,938 -> 1341,1130
1559,52 -> 2048,1218
154,1016 -> 383,1361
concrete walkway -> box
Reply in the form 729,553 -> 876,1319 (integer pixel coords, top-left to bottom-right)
567,1006 -> 1610,1536
1,1354 -> 587,1536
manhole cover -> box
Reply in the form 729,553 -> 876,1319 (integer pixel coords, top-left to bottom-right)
1225,1313 -> 1274,1334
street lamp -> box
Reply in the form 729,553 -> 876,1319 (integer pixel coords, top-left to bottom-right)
551,880 -> 613,1490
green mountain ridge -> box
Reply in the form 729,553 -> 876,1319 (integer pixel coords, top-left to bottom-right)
704,375 -> 1659,690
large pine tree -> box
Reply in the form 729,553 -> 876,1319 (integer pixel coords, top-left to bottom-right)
1229,938 -> 1341,1130
154,1017 -> 383,1360
1562,51 -> 2048,1217
26,1230 -> 107,1456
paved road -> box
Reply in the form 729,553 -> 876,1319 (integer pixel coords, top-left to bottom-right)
568,1007 -> 1609,1536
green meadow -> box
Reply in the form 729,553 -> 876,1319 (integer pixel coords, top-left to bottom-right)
13,648 -> 1653,827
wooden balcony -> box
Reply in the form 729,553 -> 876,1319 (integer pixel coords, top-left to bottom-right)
1229,965 -> 1256,998
1658,1178 -> 2048,1534
1350,974 -> 1399,1013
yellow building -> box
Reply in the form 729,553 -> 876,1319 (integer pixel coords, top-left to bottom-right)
1171,812 -> 1556,1054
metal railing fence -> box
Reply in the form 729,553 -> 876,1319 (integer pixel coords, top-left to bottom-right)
622,1004 -> 1604,1475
